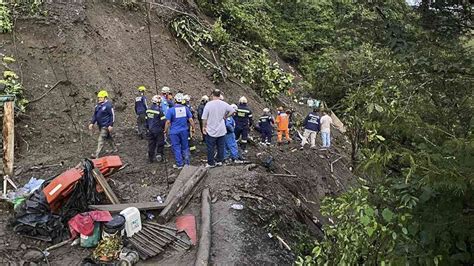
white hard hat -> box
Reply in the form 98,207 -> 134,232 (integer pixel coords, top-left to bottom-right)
239,96 -> 248,104
174,93 -> 184,103
201,95 -> 209,102
152,95 -> 161,103
230,104 -> 238,110
161,86 -> 171,93
184,94 -> 191,101
263,108 -> 270,113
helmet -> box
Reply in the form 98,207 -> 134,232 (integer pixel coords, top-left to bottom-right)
97,90 -> 108,98
201,95 -> 209,102
239,96 -> 248,104
263,108 -> 270,113
278,106 -> 284,112
161,86 -> 171,94
230,104 -> 238,110
152,95 -> 161,103
184,94 -> 191,102
174,93 -> 184,103
138,86 -> 146,92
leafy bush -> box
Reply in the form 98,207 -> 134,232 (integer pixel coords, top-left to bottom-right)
0,1 -> 12,33
1,56 -> 28,112
171,15 -> 293,101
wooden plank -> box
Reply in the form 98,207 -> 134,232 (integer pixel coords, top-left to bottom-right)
165,165 -> 198,205
195,188 -> 211,266
3,101 -> 14,177
91,167 -> 120,204
158,167 -> 207,223
89,201 -> 166,212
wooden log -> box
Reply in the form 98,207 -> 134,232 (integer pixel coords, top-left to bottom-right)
3,101 -> 14,177
91,168 -> 120,204
195,188 -> 211,266
157,167 -> 207,223
271,173 -> 297,178
89,202 -> 166,212
165,165 -> 198,204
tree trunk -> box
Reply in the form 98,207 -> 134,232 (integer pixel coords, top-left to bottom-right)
195,188 -> 211,266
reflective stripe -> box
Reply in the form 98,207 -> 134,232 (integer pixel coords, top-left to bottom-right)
241,140 -> 247,143
146,110 -> 161,114
237,109 -> 250,113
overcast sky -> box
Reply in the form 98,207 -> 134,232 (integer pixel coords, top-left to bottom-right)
406,0 -> 421,6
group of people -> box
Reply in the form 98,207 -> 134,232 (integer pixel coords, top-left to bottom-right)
88,86 -> 333,169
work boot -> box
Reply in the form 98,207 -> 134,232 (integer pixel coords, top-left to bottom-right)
205,163 -> 215,168
172,164 -> 183,169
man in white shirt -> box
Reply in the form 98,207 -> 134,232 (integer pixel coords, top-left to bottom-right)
320,110 -> 333,148
201,89 -> 235,167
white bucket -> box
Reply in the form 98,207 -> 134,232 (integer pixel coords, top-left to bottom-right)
120,207 -> 142,237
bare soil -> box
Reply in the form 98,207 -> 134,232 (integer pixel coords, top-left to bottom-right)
0,1 -> 353,265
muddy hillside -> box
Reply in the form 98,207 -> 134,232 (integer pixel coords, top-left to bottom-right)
0,1 -> 353,265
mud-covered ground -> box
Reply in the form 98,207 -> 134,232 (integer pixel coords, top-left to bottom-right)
0,1 -> 353,265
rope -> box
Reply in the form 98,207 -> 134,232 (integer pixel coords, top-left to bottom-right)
146,3 -> 159,95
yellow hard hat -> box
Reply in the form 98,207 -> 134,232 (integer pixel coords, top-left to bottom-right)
138,86 -> 146,92
97,90 -> 108,98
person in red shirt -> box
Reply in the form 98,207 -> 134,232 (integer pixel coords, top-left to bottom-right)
275,107 -> 291,144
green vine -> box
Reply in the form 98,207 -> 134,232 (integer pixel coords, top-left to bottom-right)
170,15 -> 293,101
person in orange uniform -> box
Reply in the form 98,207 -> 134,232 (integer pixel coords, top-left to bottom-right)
275,107 -> 291,144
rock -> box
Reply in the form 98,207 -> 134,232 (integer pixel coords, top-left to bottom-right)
23,250 -> 44,262
121,195 -> 131,201
232,194 -> 241,201
20,243 -> 27,250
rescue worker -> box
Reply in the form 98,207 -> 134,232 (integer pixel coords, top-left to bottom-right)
89,90 -> 117,158
197,95 -> 209,141
146,95 -> 166,163
135,85 -> 148,139
300,108 -> 320,149
234,96 -> 253,153
275,106 -> 291,144
183,94 -> 197,152
160,86 -> 172,115
164,93 -> 195,169
258,108 -> 274,145
224,104 -> 243,163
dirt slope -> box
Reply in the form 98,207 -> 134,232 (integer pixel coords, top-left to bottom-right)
0,1 -> 353,265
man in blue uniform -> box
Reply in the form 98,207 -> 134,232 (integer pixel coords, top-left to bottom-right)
135,85 -> 148,139
183,94 -> 197,152
300,108 -> 321,149
160,86 -> 172,115
197,95 -> 209,142
146,95 -> 166,163
164,93 -> 195,169
224,104 -> 243,163
234,96 -> 253,154
258,108 -> 274,145
89,90 -> 117,158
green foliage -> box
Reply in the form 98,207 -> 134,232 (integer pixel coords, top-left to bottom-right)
210,17 -> 230,47
1,55 -> 27,112
170,15 -> 293,101
0,1 -> 12,33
